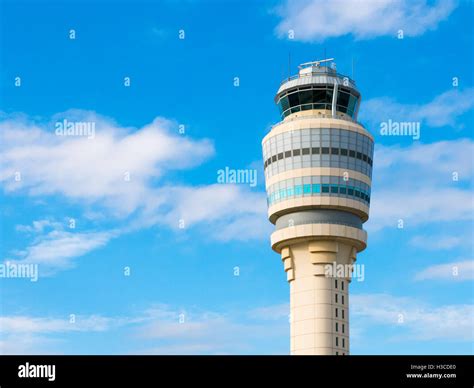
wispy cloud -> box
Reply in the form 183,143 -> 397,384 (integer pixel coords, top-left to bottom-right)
0,314 -> 125,355
274,0 -> 457,42
0,315 -> 115,334
361,88 -> 474,129
247,303 -> 289,321
7,218 -> 119,274
414,260 -> 474,281
409,234 -> 466,250
1,110 -> 267,236
352,293 -> 474,341
0,110 -> 214,216
0,303 -> 289,355
153,184 -> 269,241
0,111 -> 270,274
368,139 -> 473,232
12,230 -> 116,274
131,304 -> 289,355
16,219 -> 61,234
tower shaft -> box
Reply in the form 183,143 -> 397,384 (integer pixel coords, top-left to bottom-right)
283,239 -> 355,355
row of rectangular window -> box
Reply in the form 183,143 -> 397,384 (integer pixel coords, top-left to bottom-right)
335,293 -> 345,305
280,103 -> 357,119
264,146 -> 373,170
335,322 -> 345,334
335,308 -> 345,319
264,138 -> 372,158
268,175 -> 370,193
277,86 -> 359,119
335,279 -> 344,291
267,183 -> 371,206
263,128 -> 373,159
264,157 -> 372,180
335,337 -> 345,348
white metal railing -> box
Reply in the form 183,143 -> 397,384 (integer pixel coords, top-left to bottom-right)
280,71 -> 356,86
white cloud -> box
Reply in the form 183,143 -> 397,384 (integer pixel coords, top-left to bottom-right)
274,0 -> 457,41
414,260 -> 474,281
132,305 -> 288,355
153,184 -> 269,240
369,188 -> 472,231
247,303 -> 289,320
0,303 -> 289,355
410,235 -> 465,250
352,293 -> 474,341
0,314 -> 122,355
16,219 -> 61,234
6,227 -> 117,274
0,110 -> 214,216
0,111 -> 272,273
368,139 -> 473,231
3,217 -> 120,274
7,184 -> 268,274
374,139 -> 473,179
1,111 -> 268,242
361,88 -> 474,129
158,184 -> 266,227
213,214 -> 272,242
0,315 -> 114,334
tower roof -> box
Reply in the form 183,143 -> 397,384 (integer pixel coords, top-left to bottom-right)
276,58 -> 358,102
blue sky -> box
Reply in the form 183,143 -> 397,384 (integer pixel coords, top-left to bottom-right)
0,0 -> 472,354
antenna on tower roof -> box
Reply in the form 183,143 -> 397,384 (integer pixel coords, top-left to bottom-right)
352,56 -> 354,80
288,52 -> 291,80
298,58 -> 335,69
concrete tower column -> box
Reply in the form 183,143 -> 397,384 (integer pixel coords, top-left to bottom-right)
281,239 -> 357,355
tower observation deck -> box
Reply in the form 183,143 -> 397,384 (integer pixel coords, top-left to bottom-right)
262,59 -> 374,355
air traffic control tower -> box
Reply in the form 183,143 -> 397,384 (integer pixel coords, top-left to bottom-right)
262,59 -> 374,355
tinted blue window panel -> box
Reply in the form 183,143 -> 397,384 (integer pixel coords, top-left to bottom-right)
338,91 -> 350,108
287,92 -> 300,107
313,89 -> 327,104
287,187 -> 294,197
347,95 -> 358,117
280,96 -> 290,111
303,184 -> 311,194
277,102 -> 283,115
321,185 -> 330,193
299,90 -> 312,105
294,185 -> 303,195
312,184 -> 320,193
